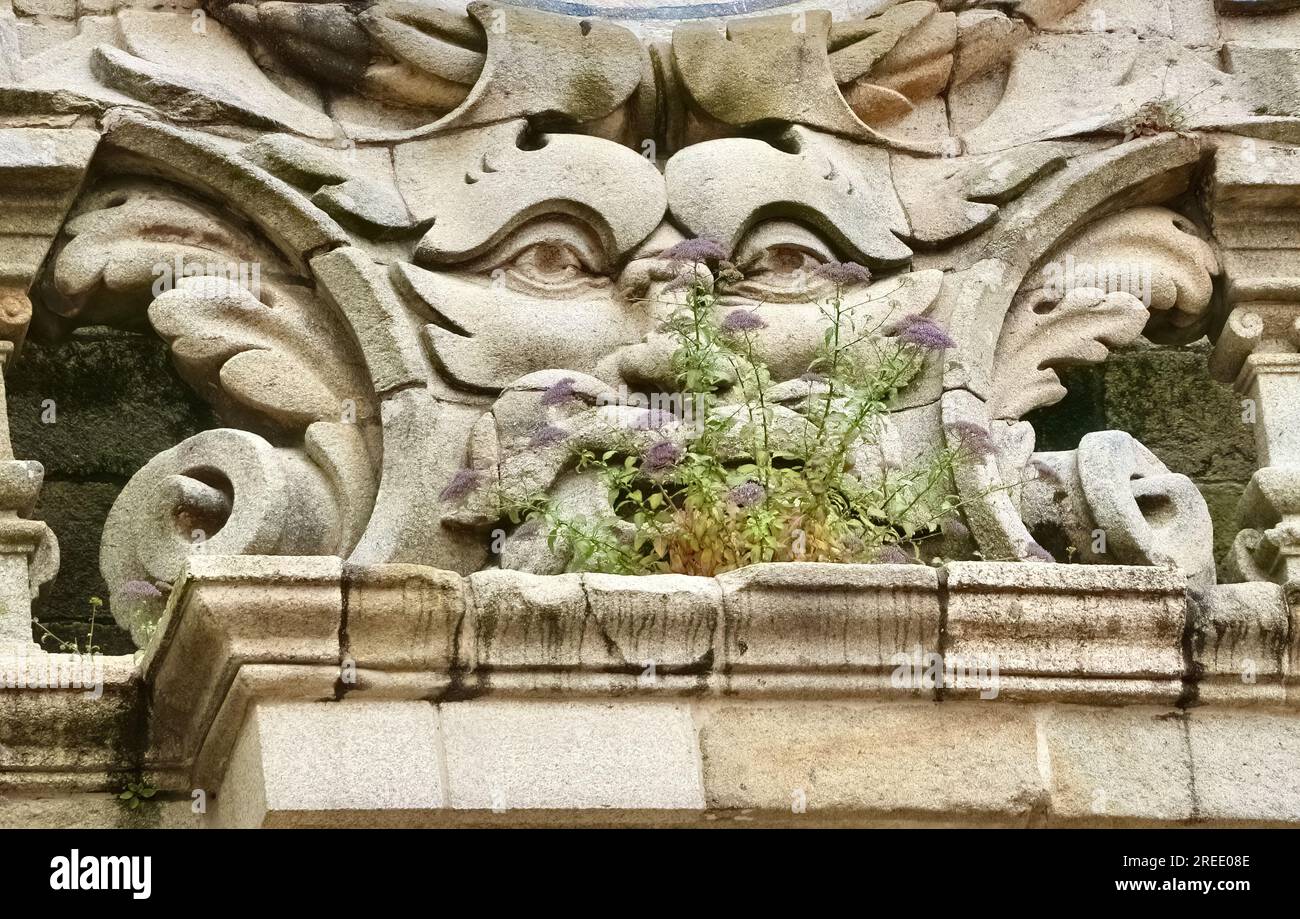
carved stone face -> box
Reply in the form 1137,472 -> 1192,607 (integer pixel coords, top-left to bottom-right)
11,0 -> 1266,640
398,121 -> 938,393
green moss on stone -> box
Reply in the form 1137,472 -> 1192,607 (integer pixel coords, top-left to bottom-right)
1027,341 -> 1254,571
29,481 -> 132,655
1199,481 -> 1246,567
1103,343 -> 1256,483
8,328 -> 217,479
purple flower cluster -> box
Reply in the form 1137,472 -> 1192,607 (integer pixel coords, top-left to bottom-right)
662,269 -> 697,293
642,440 -> 684,474
540,376 -> 578,407
875,545 -> 916,565
529,424 -> 569,448
812,261 -> 872,286
721,309 -> 767,334
439,468 -> 481,503
894,314 -> 956,351
660,237 -> 729,264
120,579 -> 163,600
946,420 -> 997,458
727,481 -> 766,509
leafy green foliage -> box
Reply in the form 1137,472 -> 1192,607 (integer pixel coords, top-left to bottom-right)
500,255 -> 983,576
33,595 -> 104,655
118,781 -> 157,811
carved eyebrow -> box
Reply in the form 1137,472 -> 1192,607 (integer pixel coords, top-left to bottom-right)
664,126 -> 913,270
396,120 -> 667,267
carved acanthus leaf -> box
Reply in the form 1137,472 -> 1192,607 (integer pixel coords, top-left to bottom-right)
989,288 -> 1149,420
212,0 -> 484,112
988,206 -> 1220,419
45,181 -> 292,332
891,142 -> 1070,245
148,277 -> 373,436
832,1 -> 956,124
48,181 -> 372,436
1041,207 -> 1219,345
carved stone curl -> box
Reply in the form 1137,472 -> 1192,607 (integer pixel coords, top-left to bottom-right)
100,429 -> 345,644
1022,431 -> 1216,590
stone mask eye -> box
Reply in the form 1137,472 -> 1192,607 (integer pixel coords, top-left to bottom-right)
472,218 -> 612,296
742,246 -> 828,288
730,221 -> 838,301
508,241 -> 590,283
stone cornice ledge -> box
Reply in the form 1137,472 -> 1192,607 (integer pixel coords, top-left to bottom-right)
137,556 -> 1300,789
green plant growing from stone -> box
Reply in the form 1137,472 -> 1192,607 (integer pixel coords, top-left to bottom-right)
33,595 -> 103,655
491,239 -> 1003,577
1120,66 -> 1227,139
116,579 -> 167,650
117,780 -> 158,811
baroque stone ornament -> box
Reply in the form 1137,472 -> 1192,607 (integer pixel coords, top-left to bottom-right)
1,0 -> 1286,629
5,0 -> 1300,829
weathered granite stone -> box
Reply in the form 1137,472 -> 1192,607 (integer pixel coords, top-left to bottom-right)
945,562 -> 1187,696
440,699 -> 704,813
213,700 -> 443,828
1192,581 -> 1290,706
0,0 -> 1296,829
717,563 -> 941,694
698,701 -> 1045,819
1188,709 -> 1300,823
1040,705 -> 1195,822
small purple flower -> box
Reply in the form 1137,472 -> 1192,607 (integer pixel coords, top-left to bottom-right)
947,420 -> 997,458
662,269 -> 697,293
642,440 -> 684,474
630,408 -> 677,431
660,237 -> 729,264
942,518 -> 970,541
894,314 -> 957,351
727,481 -> 766,508
120,579 -> 163,600
529,424 -> 569,448
540,377 -> 578,407
812,261 -> 872,286
1025,542 -> 1056,563
1030,458 -> 1061,484
439,468 -> 481,503
721,309 -> 767,334
875,545 -> 916,565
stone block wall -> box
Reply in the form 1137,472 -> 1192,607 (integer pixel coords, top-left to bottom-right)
1030,342 -> 1256,564
7,330 -> 216,655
